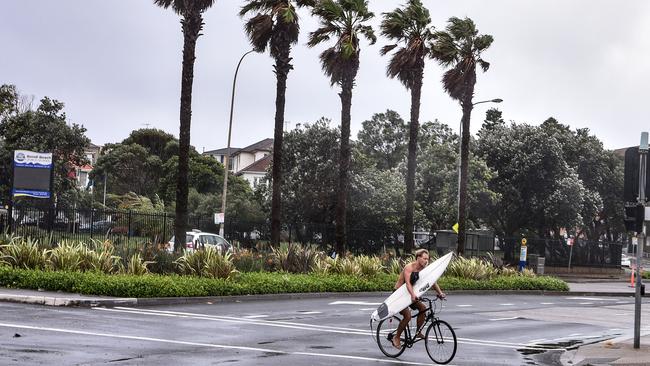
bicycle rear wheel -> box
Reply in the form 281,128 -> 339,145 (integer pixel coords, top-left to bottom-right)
425,320 -> 457,364
376,316 -> 406,358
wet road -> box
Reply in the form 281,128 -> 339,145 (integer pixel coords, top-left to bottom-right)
1,294 -> 648,365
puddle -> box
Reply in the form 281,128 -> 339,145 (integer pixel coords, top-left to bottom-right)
309,346 -> 333,350
517,340 -> 583,355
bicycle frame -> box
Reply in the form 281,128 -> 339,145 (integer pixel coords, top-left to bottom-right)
399,297 -> 440,348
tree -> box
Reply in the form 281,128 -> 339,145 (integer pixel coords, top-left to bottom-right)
380,0 -> 434,253
240,0 -> 316,246
308,0 -> 376,255
0,97 -> 90,202
154,0 -> 216,252
122,128 -> 176,161
430,17 -> 493,256
357,110 -> 407,170
90,143 -> 163,197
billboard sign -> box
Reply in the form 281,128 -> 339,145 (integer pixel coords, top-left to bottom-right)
12,150 -> 53,198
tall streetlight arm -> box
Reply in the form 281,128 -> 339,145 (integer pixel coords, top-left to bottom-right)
221,50 -> 255,236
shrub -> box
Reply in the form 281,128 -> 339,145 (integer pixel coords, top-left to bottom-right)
82,240 -> 122,274
354,255 -> 384,277
175,250 -> 207,276
123,253 -> 153,275
203,248 -> 237,280
271,243 -> 317,274
48,241 -> 84,272
1,237 -> 49,270
447,256 -> 499,280
231,248 -> 264,272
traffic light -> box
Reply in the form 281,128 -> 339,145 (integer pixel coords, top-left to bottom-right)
624,147 -> 650,203
624,203 -> 645,233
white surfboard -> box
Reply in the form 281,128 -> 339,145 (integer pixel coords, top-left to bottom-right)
371,252 -> 454,321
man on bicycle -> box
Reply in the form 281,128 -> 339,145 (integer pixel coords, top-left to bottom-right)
392,249 -> 446,349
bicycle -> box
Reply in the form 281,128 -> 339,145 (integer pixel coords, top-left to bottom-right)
375,296 -> 457,364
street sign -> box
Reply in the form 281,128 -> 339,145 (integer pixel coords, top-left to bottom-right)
12,150 -> 53,198
214,212 -> 224,224
452,223 -> 458,233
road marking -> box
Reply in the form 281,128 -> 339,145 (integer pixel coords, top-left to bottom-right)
579,302 -> 593,305
566,297 -> 619,302
0,322 -> 435,366
329,301 -> 381,306
297,311 -> 322,315
499,303 -> 515,306
488,317 -> 519,321
359,308 -> 375,311
540,302 -> 554,305
457,304 -> 473,307
95,307 -> 563,352
244,315 -> 269,319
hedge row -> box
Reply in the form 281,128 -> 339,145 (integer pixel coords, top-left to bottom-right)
0,266 -> 569,298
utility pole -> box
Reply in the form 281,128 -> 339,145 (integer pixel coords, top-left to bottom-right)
634,132 -> 647,349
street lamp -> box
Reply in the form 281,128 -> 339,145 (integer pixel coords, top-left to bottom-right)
220,50 -> 256,236
456,97 -> 502,255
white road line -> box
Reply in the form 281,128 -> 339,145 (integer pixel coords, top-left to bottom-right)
244,315 -> 269,319
457,304 -> 473,307
95,307 -> 561,352
297,311 -> 322,315
579,302 -> 593,305
566,297 -> 619,302
359,308 -> 375,311
527,338 -> 547,343
499,303 -> 515,306
488,317 -> 519,321
329,301 -> 381,306
0,323 -> 435,366
540,302 -> 554,305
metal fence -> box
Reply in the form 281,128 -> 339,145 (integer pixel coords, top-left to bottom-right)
1,205 -> 215,246
503,237 -> 623,268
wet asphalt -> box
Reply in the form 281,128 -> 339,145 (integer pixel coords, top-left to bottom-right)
0,293 -> 647,365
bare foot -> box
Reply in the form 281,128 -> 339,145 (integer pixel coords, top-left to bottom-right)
392,338 -> 401,349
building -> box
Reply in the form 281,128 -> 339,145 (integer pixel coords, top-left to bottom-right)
203,138 -> 273,188
75,142 -> 102,189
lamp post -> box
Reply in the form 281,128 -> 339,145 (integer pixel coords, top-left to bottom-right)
220,50 -> 255,237
456,98 -> 502,255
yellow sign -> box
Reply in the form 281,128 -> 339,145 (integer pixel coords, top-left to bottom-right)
452,223 -> 459,233
521,238 -> 527,246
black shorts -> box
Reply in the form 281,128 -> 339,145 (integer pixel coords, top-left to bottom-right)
409,299 -> 423,311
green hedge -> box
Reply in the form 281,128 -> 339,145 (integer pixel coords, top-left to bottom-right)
0,267 -> 568,298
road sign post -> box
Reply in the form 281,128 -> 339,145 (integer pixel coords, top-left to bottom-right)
634,132 -> 648,349
518,238 -> 527,272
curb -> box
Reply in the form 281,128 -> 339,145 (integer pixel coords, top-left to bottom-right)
0,289 -> 642,308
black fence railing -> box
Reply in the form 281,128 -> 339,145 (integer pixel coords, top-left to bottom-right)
502,237 -> 623,268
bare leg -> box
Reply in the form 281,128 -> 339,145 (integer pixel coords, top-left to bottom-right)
415,301 -> 427,338
393,308 -> 411,348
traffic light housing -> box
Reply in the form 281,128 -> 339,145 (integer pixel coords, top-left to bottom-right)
624,203 -> 645,233
624,147 -> 650,203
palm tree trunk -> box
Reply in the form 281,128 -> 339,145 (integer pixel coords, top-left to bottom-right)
404,73 -> 423,254
457,98 -> 473,257
270,42 -> 292,247
335,70 -> 356,256
174,13 -> 201,252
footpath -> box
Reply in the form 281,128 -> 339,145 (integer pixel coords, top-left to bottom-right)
0,276 -> 648,365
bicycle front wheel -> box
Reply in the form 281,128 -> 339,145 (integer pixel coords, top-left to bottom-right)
425,320 -> 457,364
376,316 -> 406,358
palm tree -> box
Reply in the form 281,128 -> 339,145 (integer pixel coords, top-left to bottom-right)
308,0 -> 375,256
430,17 -> 493,256
240,0 -> 315,246
154,0 -> 216,252
380,0 -> 433,254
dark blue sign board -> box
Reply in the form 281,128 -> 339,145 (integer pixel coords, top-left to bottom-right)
12,150 -> 53,199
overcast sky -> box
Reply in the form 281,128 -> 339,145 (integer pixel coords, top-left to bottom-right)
2,1 -> 649,152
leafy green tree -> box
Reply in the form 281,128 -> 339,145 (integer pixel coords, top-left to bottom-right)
430,17 -> 493,256
122,128 -> 176,161
240,0 -> 316,246
380,0 -> 434,252
0,96 -> 89,202
154,0 -> 216,252
0,84 -> 19,119
356,110 -> 407,171
90,143 -> 163,197
308,0 -> 376,255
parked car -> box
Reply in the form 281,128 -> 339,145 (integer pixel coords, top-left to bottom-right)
167,230 -> 231,253
79,220 -> 114,233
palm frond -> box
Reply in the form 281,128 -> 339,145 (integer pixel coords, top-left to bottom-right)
380,44 -> 398,56
244,14 -> 274,52
154,0 -> 216,15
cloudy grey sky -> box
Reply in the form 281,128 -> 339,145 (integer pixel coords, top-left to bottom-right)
1,1 -> 648,151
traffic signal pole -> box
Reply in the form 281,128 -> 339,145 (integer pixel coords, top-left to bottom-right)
634,132 -> 647,349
